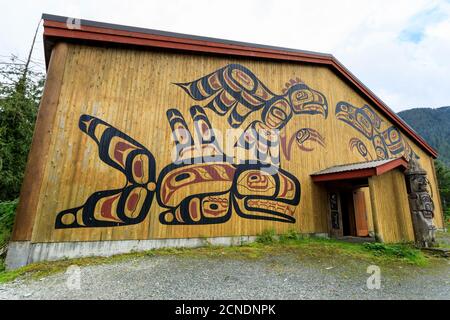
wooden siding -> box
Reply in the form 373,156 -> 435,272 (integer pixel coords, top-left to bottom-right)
13,43 -> 442,243
360,187 -> 374,235
368,170 -> 415,243
11,43 -> 69,240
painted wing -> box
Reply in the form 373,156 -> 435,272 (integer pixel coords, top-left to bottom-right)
175,63 -> 275,128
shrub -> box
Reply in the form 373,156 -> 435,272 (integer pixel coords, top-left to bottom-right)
0,199 -> 18,246
256,229 -> 276,244
279,229 -> 300,242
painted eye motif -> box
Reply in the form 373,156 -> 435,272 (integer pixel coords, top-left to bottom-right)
294,90 -> 309,102
236,170 -> 276,195
201,196 -> 230,218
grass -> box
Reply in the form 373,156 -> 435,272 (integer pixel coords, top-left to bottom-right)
435,224 -> 450,249
255,228 -> 429,265
0,230 -> 435,284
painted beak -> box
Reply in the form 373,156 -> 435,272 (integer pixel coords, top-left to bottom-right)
292,89 -> 328,118
306,89 -> 329,118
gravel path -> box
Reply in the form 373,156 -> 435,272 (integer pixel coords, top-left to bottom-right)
0,254 -> 449,300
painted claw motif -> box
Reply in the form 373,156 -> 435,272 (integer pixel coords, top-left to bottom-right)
156,105 -> 236,225
157,106 -> 300,225
55,108 -> 300,229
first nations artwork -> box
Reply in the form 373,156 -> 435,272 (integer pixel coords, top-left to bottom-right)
335,102 -> 419,161
55,64 -> 329,229
404,158 -> 436,247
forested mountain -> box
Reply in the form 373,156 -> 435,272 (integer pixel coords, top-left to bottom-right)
398,107 -> 450,166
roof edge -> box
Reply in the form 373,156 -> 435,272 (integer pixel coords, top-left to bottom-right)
41,13 -> 332,59
311,157 -> 409,182
40,13 -> 438,159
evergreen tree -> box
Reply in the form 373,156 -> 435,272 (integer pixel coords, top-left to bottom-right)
435,160 -> 450,220
0,56 -> 45,201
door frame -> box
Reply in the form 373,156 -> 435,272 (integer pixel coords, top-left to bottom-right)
327,188 -> 370,238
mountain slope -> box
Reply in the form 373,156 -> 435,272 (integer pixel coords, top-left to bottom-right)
398,107 -> 450,166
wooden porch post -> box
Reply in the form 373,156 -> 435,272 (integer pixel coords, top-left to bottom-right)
368,177 -> 384,242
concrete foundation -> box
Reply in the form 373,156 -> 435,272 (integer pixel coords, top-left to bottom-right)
5,236 -> 256,270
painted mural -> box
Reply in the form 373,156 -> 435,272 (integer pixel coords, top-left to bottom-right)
176,63 -> 328,165
55,115 -> 157,228
55,64 -> 329,229
335,102 -> 419,161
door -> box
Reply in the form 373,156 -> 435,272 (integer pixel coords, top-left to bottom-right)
353,190 -> 369,237
328,192 -> 343,238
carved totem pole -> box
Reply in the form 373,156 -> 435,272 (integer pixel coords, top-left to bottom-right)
404,158 -> 436,247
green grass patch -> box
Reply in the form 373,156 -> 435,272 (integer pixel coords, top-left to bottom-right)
264,235 -> 428,266
254,229 -> 430,266
362,242 -> 428,265
0,230 -> 433,284
435,228 -> 450,248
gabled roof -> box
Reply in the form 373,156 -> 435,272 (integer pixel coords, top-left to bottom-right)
311,157 -> 409,182
41,13 -> 437,158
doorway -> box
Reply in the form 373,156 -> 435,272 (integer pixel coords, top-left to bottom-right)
340,191 -> 355,236
328,189 -> 369,238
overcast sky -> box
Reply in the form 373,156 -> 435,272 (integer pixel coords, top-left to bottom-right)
1,0 -> 449,112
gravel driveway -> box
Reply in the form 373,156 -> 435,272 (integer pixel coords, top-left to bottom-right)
0,253 -> 449,300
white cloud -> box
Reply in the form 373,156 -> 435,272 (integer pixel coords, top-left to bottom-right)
1,0 -> 449,111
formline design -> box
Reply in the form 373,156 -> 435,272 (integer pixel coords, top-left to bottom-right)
55,64 -> 333,228
336,102 -> 419,161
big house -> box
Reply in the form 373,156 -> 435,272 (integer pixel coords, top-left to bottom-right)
6,14 -> 444,269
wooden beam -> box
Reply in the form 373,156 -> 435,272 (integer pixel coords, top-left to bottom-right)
311,168 -> 376,182
11,43 -> 69,241
368,177 -> 384,243
311,157 -> 409,183
375,157 -> 408,176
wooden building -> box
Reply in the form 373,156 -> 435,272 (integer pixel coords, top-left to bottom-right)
6,14 -> 444,268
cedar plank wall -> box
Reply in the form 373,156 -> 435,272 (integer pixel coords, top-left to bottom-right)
369,170 -> 415,243
18,43 -> 442,243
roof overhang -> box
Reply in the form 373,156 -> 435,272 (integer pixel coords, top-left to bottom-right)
40,13 -> 438,159
311,157 -> 409,183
